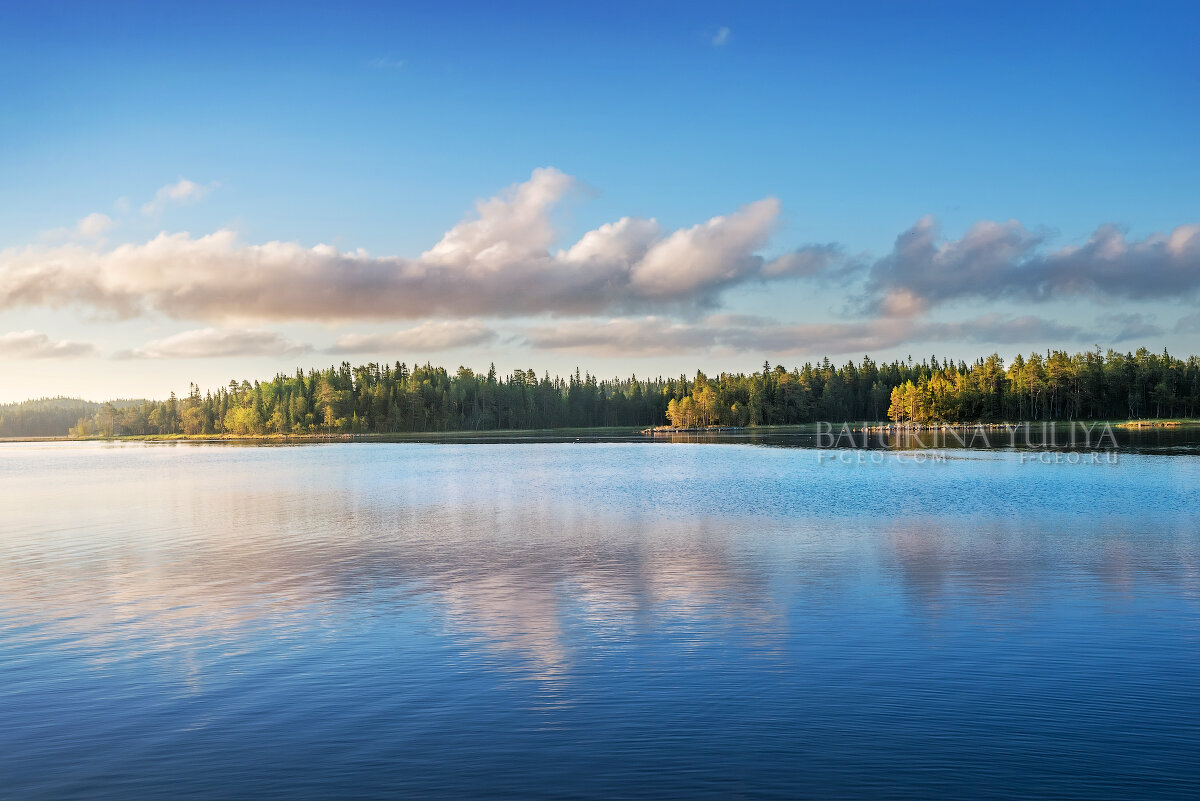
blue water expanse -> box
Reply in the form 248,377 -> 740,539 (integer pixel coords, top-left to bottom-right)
2,441 -> 1198,799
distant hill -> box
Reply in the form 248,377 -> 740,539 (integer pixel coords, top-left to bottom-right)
0,397 -> 147,438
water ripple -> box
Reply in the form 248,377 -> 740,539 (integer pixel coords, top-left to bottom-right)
1,441 -> 1198,799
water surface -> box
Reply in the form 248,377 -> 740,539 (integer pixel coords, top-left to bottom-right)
2,441 -> 1198,798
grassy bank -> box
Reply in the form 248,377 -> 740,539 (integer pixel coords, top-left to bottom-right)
37,426 -> 644,444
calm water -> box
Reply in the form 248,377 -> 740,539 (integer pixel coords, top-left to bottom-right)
2,441 -> 1199,799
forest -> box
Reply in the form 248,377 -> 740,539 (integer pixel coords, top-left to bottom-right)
0,397 -> 145,438
1,347 -> 1197,439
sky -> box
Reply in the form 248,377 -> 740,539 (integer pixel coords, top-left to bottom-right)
1,0 -> 1198,402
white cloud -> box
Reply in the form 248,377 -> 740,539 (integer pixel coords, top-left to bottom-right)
0,168 -> 839,323
712,26 -> 731,46
141,178 -> 218,215
423,167 -> 575,266
629,198 -> 780,297
328,321 -> 498,354
120,328 -> 312,359
7,169 -> 1195,360
0,330 -> 99,359
40,212 -> 115,242
76,213 -> 113,239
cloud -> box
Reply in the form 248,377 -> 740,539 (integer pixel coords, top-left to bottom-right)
1102,313 -> 1164,342
41,212 -> 114,242
522,312 -> 1082,358
119,328 -> 312,359
76,213 -> 113,239
0,168 -> 840,323
627,198 -> 781,297
9,172 -> 1195,344
0,330 -> 99,359
762,244 -> 855,280
712,26 -> 731,46
868,216 -> 1200,313
1175,311 -> 1200,333
925,313 -> 1083,345
141,178 -> 217,215
369,55 -> 405,70
328,321 -> 498,354
523,317 -> 719,357
425,167 -> 577,266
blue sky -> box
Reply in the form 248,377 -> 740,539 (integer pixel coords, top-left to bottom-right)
1,1 -> 1198,400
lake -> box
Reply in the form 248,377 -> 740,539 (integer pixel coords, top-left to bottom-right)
2,440 -> 1199,799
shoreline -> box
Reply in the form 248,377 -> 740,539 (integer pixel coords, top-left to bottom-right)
4,418 -> 1198,445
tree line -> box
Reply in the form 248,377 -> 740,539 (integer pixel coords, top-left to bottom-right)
2,346 -> 1195,439
0,397 -> 144,438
